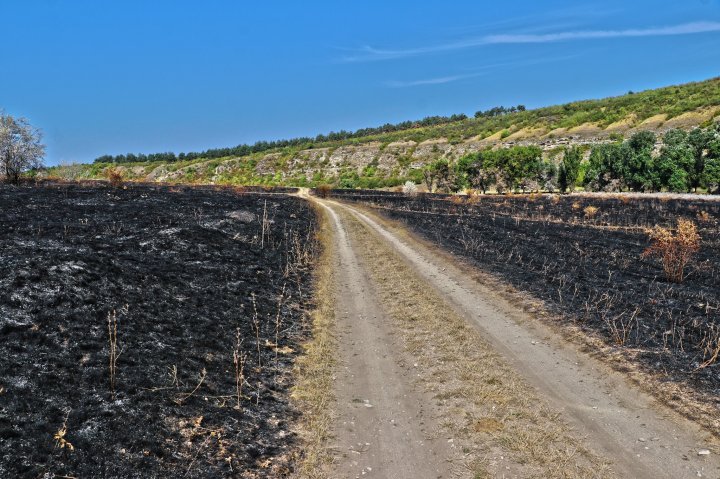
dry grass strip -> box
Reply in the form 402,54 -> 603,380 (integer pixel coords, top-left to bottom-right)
291,204 -> 337,478
341,208 -> 614,479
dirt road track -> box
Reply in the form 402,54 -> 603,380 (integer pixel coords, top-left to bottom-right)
315,201 -> 456,478
308,191 -> 720,479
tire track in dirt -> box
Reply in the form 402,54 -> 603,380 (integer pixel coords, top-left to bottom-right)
323,198 -> 720,479
315,201 -> 456,478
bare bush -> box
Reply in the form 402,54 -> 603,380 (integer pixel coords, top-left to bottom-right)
697,325 -> 720,370
315,184 -> 332,198
0,112 -> 45,183
642,219 -> 700,283
402,181 -> 418,196
584,205 -> 599,218
105,167 -> 124,188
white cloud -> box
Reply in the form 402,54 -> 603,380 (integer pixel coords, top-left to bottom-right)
343,21 -> 720,62
385,73 -> 483,88
485,21 -> 720,44
384,55 -> 579,88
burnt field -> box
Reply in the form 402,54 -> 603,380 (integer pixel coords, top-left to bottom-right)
328,190 -> 720,401
0,183 -> 318,478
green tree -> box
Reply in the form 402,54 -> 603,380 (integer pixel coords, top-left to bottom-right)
687,127 -> 716,191
539,161 -> 558,192
702,135 -> 720,193
584,143 -> 626,191
625,131 -> 657,191
502,146 -> 542,191
456,152 -> 496,194
431,158 -> 454,192
558,146 -> 582,193
703,158 -> 720,193
656,134 -> 694,192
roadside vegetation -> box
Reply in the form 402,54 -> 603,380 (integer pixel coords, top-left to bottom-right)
291,205 -> 337,478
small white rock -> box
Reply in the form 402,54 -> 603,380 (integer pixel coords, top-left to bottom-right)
698,449 -> 711,456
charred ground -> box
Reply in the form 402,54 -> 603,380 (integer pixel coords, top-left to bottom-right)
328,190 -> 720,409
0,183 -> 317,478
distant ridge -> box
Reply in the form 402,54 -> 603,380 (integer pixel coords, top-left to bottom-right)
51,75 -> 720,187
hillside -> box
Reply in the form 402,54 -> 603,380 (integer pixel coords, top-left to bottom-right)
50,76 -> 720,187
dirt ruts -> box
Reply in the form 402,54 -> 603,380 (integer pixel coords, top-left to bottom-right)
310,192 -> 720,479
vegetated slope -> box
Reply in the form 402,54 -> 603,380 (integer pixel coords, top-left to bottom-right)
50,77 -> 720,187
0,183 -> 317,478
328,190 -> 720,426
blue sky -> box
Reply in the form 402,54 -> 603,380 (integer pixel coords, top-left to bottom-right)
1,1 -> 720,165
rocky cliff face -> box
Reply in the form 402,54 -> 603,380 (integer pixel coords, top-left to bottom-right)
197,136 -> 604,183
89,106 -> 720,184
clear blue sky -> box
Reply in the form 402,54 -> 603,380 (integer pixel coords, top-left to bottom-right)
1,0 -> 720,165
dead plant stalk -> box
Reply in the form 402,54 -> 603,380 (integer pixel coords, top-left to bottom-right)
233,328 -> 247,411
274,283 -> 287,384
261,200 -> 270,249
251,293 -> 262,405
107,310 -> 123,399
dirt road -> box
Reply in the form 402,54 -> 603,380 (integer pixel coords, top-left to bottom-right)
315,201 -> 456,478
308,193 -> 720,479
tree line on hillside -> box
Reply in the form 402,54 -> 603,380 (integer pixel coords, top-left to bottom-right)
424,124 -> 720,194
89,77 -> 720,166
474,104 -> 526,118
92,114 -> 474,164
93,108 -> 531,165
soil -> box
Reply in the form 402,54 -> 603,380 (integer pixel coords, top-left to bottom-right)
318,197 -> 720,478
327,190 -> 720,403
0,183 -> 317,478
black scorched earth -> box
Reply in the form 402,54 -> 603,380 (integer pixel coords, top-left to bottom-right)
0,183 -> 317,478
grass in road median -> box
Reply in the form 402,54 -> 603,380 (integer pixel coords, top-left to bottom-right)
340,207 -> 613,479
